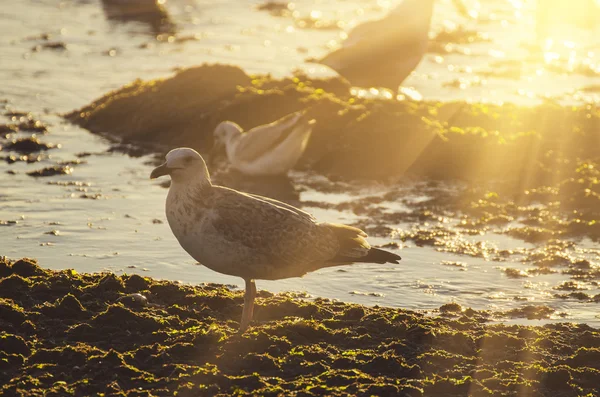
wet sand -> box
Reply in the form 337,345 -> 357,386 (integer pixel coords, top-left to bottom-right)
1,257 -> 599,396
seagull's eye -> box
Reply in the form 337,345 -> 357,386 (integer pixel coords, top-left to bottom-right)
184,157 -> 193,165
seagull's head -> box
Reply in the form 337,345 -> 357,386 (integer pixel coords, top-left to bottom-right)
213,121 -> 242,147
209,121 -> 243,166
150,147 -> 211,184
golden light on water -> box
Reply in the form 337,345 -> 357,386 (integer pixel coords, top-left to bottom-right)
488,49 -> 505,59
292,0 -> 598,102
376,0 -> 393,10
309,10 -> 322,20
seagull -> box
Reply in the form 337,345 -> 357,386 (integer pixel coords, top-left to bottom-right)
150,148 -> 401,331
315,0 -> 436,91
211,110 -> 315,176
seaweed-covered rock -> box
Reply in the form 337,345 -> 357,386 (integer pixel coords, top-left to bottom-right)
66,64 -> 600,184
11,258 -> 45,278
39,293 -> 89,320
68,64 -> 252,150
0,333 -> 30,356
124,273 -> 150,291
0,257 -> 599,396
0,257 -> 12,278
4,137 -> 55,153
26,165 -> 73,177
0,299 -> 26,325
0,275 -> 33,298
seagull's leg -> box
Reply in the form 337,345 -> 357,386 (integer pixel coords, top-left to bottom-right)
239,279 -> 257,332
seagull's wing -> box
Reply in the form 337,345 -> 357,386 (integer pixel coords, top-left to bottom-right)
247,193 -> 316,222
341,19 -> 383,49
232,111 -> 310,163
319,0 -> 434,71
209,186 -> 339,278
343,0 -> 429,46
243,193 -> 371,260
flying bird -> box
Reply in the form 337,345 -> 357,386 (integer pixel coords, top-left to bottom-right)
151,148 -> 401,331
315,0 -> 436,91
211,110 -> 315,176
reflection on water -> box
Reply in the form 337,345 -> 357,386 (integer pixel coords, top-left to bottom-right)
0,0 -> 599,326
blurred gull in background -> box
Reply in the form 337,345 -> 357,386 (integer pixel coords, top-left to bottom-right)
314,0 -> 473,92
315,0 -> 437,91
211,110 -> 315,176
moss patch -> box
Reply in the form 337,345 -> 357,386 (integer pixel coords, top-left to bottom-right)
0,257 -> 598,396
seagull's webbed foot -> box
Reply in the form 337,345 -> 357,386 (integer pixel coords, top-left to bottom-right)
239,279 -> 256,333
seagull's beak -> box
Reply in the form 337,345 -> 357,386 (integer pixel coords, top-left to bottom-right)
150,162 -> 171,179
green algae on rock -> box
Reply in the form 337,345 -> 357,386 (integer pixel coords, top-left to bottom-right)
1,256 -> 599,396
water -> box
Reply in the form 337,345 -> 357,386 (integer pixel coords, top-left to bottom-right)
1,0 -> 599,326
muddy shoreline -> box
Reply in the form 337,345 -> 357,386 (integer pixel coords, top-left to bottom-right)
1,257 -> 599,396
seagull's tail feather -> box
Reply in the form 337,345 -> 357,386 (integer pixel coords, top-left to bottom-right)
356,247 -> 402,264
324,223 -> 401,264
329,246 -> 401,265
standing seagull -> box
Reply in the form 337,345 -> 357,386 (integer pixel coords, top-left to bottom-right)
212,110 -> 315,176
315,0 -> 436,91
151,148 -> 401,331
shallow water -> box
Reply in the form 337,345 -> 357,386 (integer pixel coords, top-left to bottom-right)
1,0 -> 599,326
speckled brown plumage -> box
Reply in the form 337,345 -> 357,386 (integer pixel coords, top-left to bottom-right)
152,147 -> 401,331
